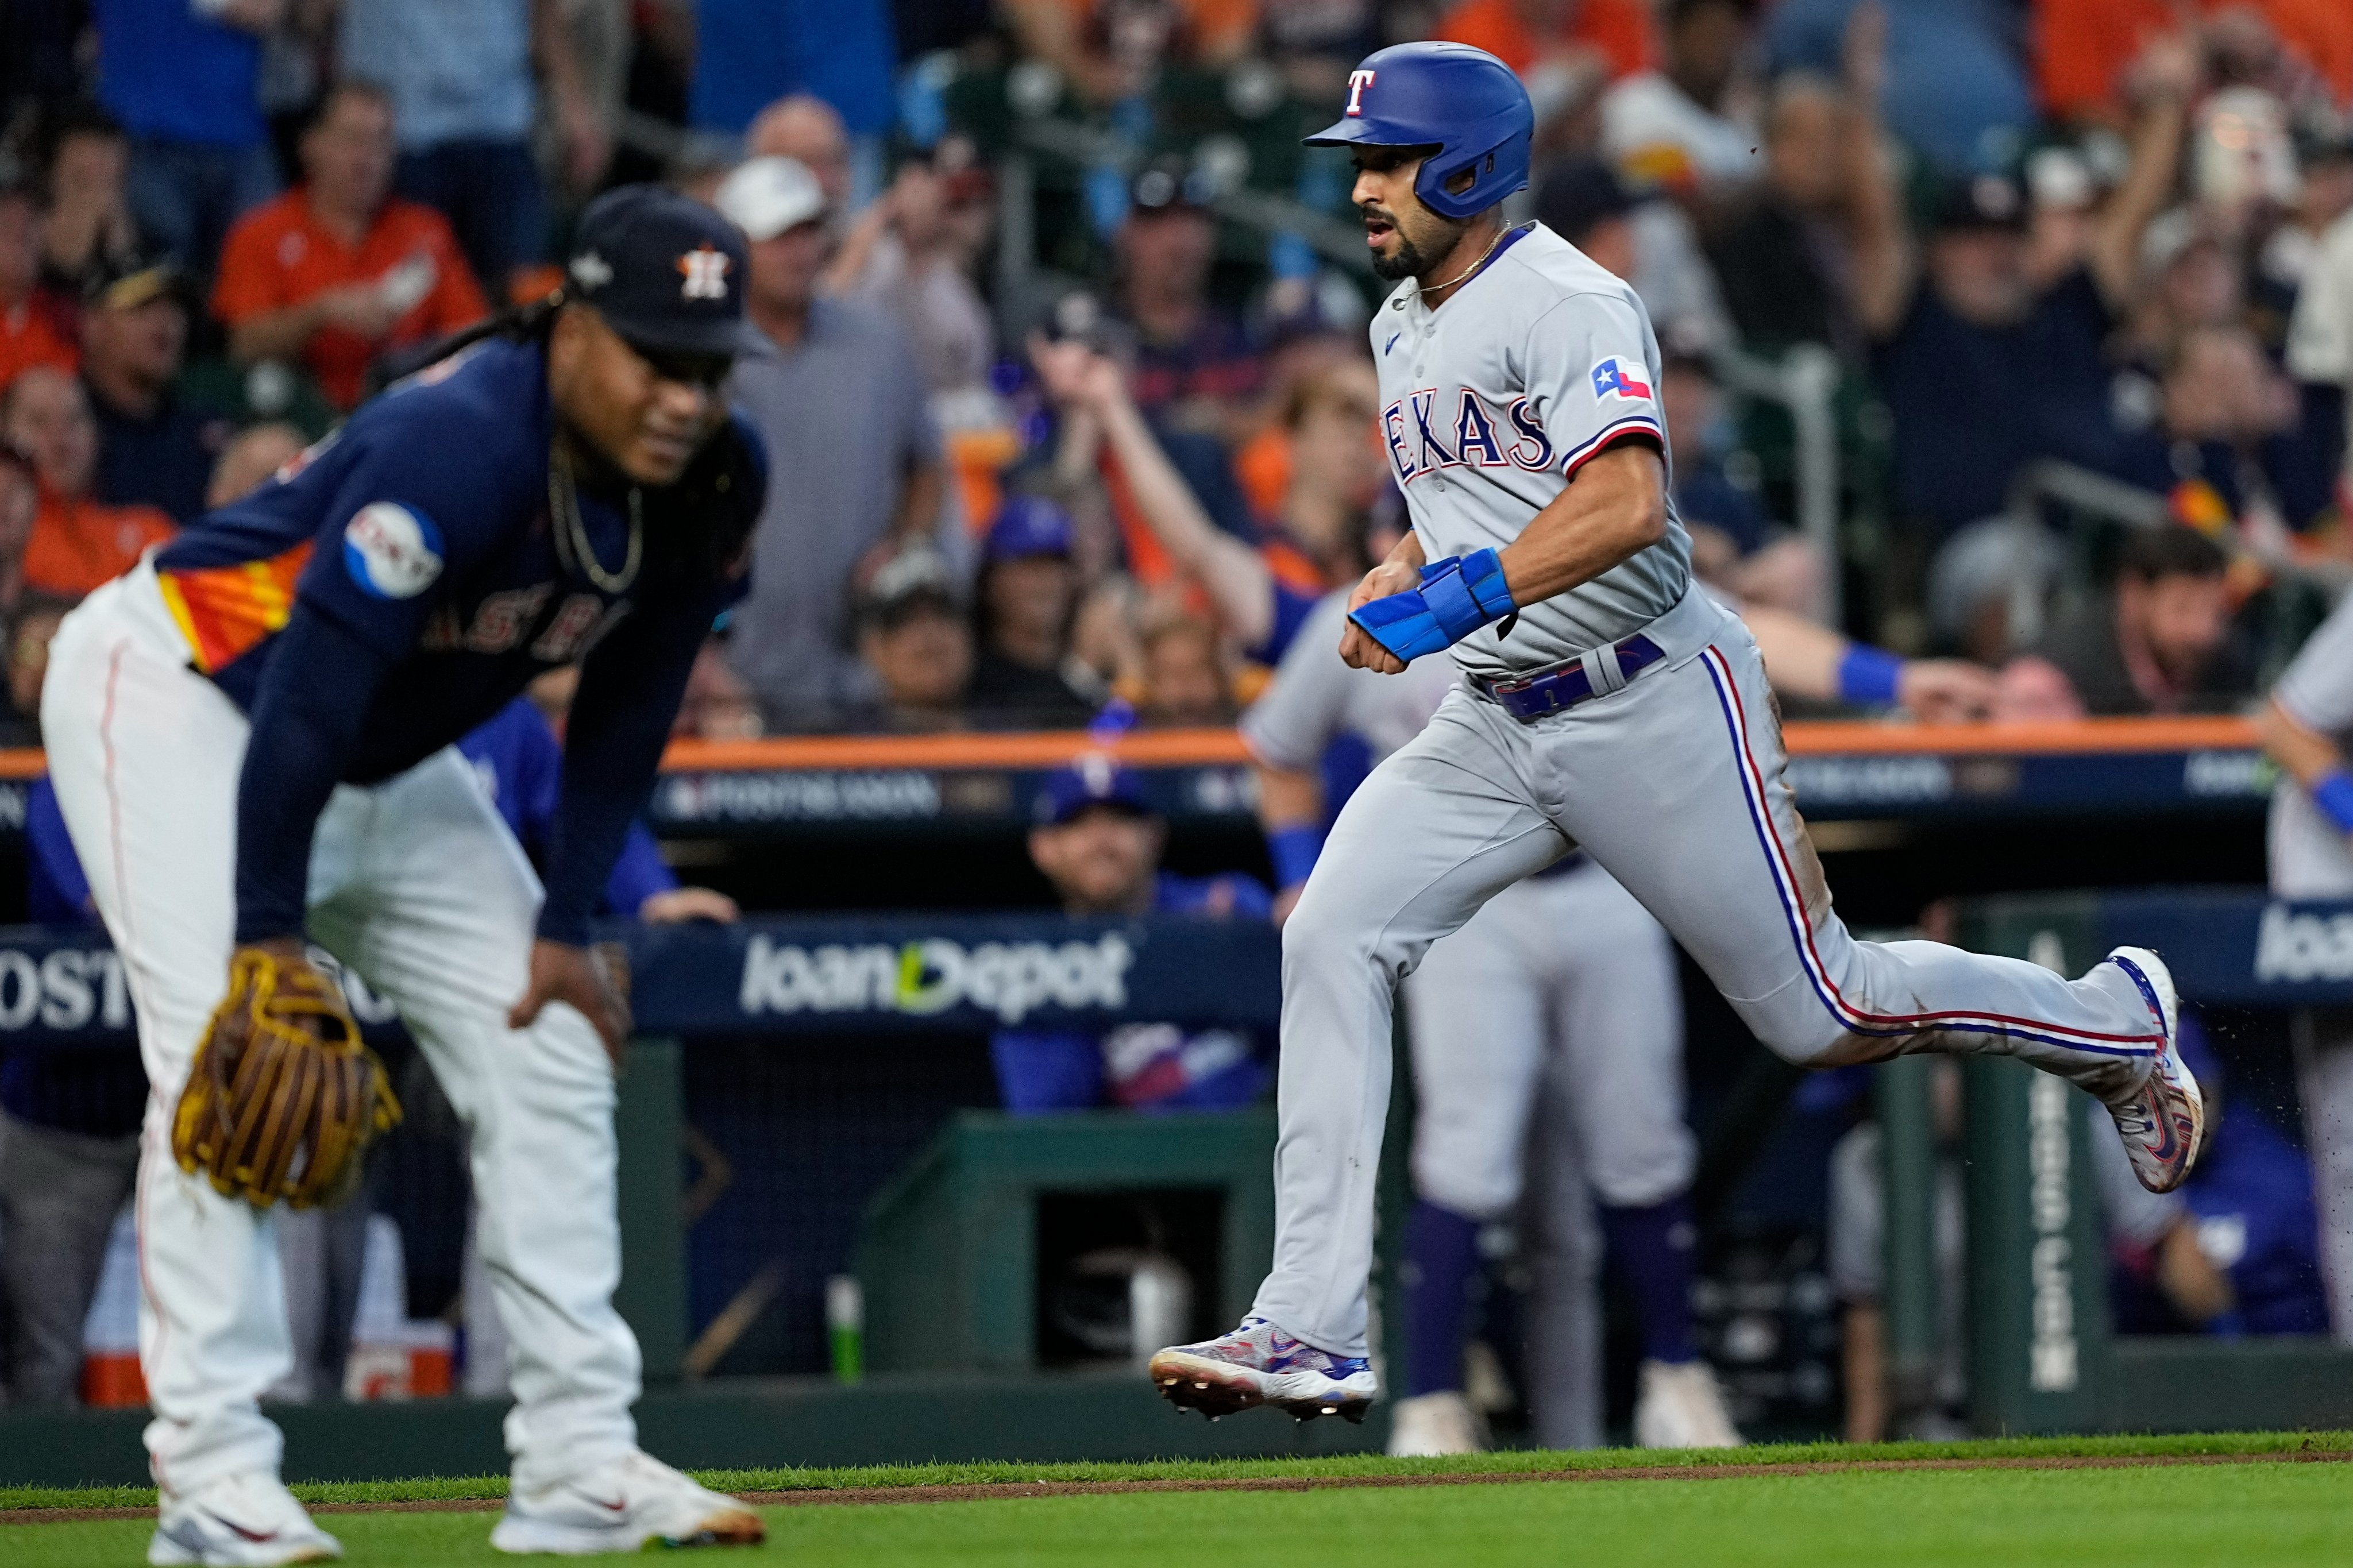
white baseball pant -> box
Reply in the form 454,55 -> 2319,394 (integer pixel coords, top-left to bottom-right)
41,560 -> 641,1496
1255,586 -> 2167,1357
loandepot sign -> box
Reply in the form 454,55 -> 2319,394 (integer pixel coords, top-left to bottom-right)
2254,904 -> 2353,983
738,933 -> 1136,1025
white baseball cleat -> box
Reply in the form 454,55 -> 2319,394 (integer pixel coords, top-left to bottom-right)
489,1450 -> 764,1555
2099,947 -> 2204,1195
1147,1315 -> 1378,1423
148,1472 -> 341,1566
1631,1359 -> 1742,1449
1385,1391 -> 1485,1455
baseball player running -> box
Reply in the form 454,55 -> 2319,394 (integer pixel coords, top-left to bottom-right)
43,187 -> 767,1561
1148,41 -> 2202,1426
2256,591 -> 2353,1341
1250,589 -> 1991,1451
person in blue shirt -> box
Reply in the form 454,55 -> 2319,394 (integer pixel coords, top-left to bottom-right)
992,759 -> 1274,1114
91,0 -> 280,276
2108,1013 -> 2331,1338
455,694 -> 738,927
36,185 -> 768,1561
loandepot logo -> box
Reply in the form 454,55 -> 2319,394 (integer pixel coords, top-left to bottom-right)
2254,904 -> 2353,982
738,933 -> 1135,1025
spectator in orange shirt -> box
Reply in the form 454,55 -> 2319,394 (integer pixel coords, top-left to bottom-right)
1434,0 -> 1657,92
211,82 -> 490,411
0,365 -> 173,597
2037,0 -> 2353,126
1,181 -> 75,393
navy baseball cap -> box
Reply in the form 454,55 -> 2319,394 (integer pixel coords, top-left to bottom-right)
1034,754 -> 1154,826
986,495 -> 1075,561
566,184 -> 751,358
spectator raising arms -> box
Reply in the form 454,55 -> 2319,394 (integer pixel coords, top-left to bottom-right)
211,83 -> 490,411
1866,28 -> 2195,540
1,366 -> 173,597
1031,334 -> 1352,664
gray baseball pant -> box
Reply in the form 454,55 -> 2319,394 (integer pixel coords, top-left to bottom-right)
1253,590 -> 2166,1357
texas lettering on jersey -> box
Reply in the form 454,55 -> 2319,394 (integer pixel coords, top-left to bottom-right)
1380,389 -> 1557,484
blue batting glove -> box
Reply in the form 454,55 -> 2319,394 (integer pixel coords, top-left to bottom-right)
1348,549 -> 1515,663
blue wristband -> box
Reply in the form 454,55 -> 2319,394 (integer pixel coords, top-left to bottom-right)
1837,643 -> 1905,708
2312,769 -> 2353,835
1266,824 -> 1325,890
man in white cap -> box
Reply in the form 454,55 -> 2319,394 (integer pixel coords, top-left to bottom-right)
713,156 -> 948,731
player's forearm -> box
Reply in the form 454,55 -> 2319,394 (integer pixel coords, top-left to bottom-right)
546,615 -> 708,944
1495,443 -> 1665,607
2258,698 -> 2353,842
2258,697 -> 2343,788
1254,764 -> 1327,894
233,609 -> 396,942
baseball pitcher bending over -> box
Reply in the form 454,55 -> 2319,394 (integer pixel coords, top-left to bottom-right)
44,187 -> 767,1562
1147,43 -> 2204,1425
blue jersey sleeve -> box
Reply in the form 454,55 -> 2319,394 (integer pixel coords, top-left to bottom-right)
538,590 -> 723,945
288,392 -> 539,662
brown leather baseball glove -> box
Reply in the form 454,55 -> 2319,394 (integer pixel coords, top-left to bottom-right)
171,944 -> 403,1209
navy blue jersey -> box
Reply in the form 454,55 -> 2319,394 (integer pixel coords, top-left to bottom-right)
148,334 -> 765,944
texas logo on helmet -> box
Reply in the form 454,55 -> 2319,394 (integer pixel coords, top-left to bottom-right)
1591,357 -> 1652,402
1345,69 -> 1375,115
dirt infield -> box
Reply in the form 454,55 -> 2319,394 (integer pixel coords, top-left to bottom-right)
7,1447 -> 2346,1527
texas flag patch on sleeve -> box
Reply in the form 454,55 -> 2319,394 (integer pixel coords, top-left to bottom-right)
1590,357 -> 1653,402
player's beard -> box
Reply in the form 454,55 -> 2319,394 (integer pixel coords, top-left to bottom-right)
1367,208 -> 1466,283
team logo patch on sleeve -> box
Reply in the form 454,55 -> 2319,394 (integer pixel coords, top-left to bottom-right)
1590,357 -> 1653,402
342,502 -> 445,600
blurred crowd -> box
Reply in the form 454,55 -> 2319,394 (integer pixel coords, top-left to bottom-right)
0,0 -> 2348,744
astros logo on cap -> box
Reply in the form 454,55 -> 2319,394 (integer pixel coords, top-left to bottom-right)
677,246 -> 732,300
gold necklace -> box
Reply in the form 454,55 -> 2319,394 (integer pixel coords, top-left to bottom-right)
547,443 -> 642,594
1416,221 -> 1527,299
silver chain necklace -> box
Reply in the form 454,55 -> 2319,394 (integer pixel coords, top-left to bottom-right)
547,443 -> 643,594
1415,221 -> 1529,299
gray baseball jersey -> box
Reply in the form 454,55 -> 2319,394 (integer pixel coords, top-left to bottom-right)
2269,592 -> 2353,898
1244,234 -> 2177,1361
1370,222 -> 1691,680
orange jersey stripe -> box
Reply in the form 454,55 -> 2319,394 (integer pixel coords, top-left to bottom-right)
158,543 -> 314,673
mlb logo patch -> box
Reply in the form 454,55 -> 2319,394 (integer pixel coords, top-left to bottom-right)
1590,357 -> 1652,402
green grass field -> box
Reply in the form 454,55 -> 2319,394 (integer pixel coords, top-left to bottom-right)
5,1434 -> 2350,1566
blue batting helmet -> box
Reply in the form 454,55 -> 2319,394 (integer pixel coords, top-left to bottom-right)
1303,42 -> 1533,222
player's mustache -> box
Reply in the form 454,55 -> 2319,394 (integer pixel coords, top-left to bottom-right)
1359,203 -> 1396,228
